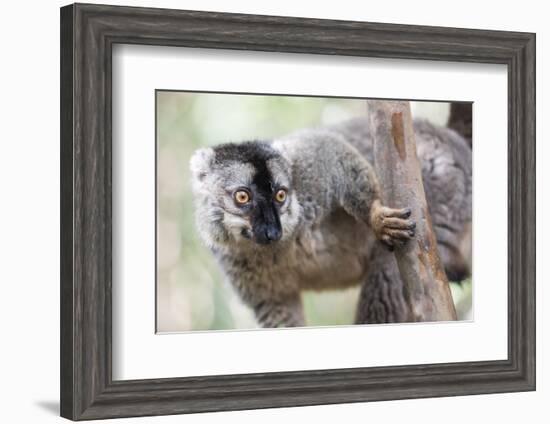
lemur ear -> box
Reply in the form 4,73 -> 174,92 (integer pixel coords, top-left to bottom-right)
189,147 -> 214,181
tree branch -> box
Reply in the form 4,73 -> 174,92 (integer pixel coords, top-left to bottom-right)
367,100 -> 457,322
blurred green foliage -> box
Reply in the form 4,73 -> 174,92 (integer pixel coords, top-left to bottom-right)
156,91 -> 471,332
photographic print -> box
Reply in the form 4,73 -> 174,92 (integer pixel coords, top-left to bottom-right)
61,5 -> 536,418
156,92 -> 473,333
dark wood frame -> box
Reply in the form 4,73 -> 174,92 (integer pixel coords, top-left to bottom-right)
60,3 -> 536,421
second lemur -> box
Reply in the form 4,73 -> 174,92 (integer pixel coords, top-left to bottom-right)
190,117 -> 471,327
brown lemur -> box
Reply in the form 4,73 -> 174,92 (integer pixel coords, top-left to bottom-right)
190,117 -> 472,327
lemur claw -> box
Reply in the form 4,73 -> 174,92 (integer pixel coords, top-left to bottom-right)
370,201 -> 416,249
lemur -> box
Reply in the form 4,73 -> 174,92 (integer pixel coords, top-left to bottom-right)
190,117 -> 472,327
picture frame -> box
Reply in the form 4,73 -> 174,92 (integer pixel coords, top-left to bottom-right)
60,2 -> 536,421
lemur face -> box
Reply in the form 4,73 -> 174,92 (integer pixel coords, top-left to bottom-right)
190,141 -> 301,248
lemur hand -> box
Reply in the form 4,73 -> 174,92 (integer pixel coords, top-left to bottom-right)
369,199 -> 416,251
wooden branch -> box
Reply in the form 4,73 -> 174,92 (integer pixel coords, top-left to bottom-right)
367,100 -> 457,322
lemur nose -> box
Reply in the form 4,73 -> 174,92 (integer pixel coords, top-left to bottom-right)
265,227 -> 282,241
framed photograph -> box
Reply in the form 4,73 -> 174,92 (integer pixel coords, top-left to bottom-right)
60,3 -> 535,420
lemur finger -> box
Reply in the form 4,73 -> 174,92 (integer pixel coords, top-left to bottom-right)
383,207 -> 412,219
383,217 -> 416,231
385,228 -> 415,241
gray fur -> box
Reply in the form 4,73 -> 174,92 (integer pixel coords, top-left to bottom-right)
330,118 -> 472,282
190,117 -> 471,327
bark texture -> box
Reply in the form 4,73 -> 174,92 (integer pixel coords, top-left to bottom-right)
367,100 -> 457,322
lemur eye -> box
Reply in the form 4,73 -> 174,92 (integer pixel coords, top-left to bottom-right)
234,190 -> 250,205
275,189 -> 287,203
